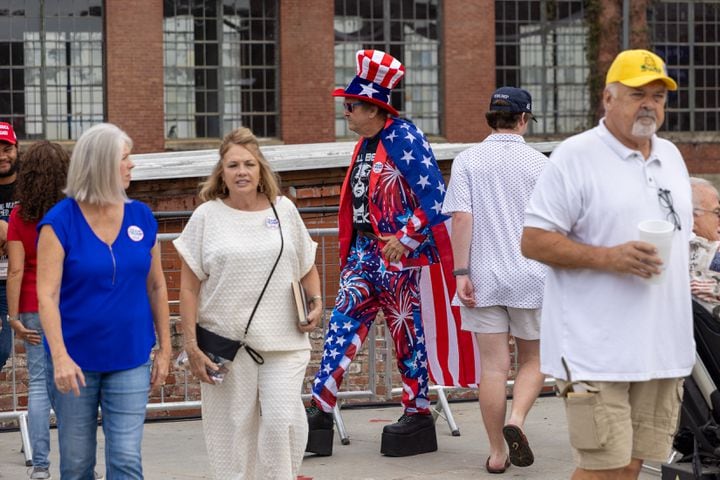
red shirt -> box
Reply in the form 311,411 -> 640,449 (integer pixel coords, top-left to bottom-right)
7,206 -> 38,313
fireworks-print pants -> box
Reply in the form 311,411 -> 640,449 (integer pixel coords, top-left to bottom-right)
311,234 -> 430,414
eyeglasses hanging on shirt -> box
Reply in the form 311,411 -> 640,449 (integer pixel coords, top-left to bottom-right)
657,188 -> 682,231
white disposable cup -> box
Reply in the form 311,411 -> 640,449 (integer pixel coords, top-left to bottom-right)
637,219 -> 675,285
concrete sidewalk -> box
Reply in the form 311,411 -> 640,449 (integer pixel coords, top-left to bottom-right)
0,396 -> 660,479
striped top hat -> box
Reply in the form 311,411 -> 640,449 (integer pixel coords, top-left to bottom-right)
333,49 -> 405,117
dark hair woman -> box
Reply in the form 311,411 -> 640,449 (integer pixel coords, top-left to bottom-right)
7,141 -> 69,479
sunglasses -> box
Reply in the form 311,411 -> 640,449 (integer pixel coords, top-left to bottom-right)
343,101 -> 364,113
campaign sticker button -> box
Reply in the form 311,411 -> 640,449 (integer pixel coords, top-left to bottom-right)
127,225 -> 144,242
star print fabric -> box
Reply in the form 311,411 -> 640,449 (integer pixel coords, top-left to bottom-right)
375,118 -> 448,256
311,235 -> 430,414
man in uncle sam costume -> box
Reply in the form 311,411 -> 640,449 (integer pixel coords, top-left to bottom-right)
306,49 -> 480,457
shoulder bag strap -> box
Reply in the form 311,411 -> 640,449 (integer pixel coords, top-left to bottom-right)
240,196 -> 284,363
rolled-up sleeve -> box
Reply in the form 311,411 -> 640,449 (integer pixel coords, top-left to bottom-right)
173,206 -> 208,281
287,199 -> 318,277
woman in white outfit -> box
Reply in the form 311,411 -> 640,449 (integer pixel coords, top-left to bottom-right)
174,127 -> 322,479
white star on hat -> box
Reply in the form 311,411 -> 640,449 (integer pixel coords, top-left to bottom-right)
359,82 -> 379,97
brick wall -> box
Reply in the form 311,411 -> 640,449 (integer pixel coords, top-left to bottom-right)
105,0 -> 165,153
6,140 -> 713,420
279,0 -> 336,144
442,1 -> 495,142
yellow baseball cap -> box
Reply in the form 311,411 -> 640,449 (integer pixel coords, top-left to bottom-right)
606,49 -> 678,91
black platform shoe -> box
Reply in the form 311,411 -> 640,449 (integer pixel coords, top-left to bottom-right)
306,401 -> 334,456
380,413 -> 437,457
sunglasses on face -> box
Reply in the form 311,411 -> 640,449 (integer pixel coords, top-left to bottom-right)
343,101 -> 364,113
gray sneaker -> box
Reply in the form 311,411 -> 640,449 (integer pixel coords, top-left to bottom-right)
29,467 -> 51,479
94,471 -> 104,480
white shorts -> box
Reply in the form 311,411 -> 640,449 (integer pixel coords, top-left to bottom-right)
460,306 -> 540,340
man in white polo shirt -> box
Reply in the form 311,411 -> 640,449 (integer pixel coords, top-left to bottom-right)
521,49 -> 694,479
443,87 -> 548,474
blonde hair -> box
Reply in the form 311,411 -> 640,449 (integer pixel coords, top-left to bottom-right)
64,123 -> 132,205
198,127 -> 280,203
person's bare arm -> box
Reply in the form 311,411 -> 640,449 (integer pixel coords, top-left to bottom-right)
449,212 -> 475,307
37,225 -> 85,396
146,241 -> 171,390
7,240 -> 40,344
299,265 -> 323,333
520,227 -> 662,278
178,259 -> 216,384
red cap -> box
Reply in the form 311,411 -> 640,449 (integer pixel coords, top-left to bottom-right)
0,122 -> 17,145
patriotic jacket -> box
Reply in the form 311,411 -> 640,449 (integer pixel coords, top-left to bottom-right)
338,116 -> 481,387
338,116 -> 447,269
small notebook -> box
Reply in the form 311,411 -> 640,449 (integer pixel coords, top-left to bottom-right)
291,281 -> 309,325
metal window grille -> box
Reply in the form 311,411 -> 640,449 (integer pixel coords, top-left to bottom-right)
495,0 -> 589,135
333,0 -> 440,137
0,0 -> 104,140
163,0 -> 279,140
649,1 -> 720,132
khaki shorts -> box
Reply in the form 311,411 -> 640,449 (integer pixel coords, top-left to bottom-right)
556,378 -> 684,470
460,306 -> 540,340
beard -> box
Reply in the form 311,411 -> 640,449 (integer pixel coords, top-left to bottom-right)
631,111 -> 658,139
0,160 -> 17,178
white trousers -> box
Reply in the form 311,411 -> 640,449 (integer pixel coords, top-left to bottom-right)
201,348 -> 311,480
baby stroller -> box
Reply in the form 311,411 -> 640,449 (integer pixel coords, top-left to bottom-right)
662,300 -> 720,479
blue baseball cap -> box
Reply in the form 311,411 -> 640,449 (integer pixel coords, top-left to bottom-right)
489,87 -> 535,119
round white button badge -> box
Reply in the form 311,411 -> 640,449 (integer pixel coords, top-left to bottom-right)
127,225 -> 144,242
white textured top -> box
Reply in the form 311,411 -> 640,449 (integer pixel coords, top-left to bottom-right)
442,133 -> 548,308
524,120 -> 694,382
173,197 -> 318,352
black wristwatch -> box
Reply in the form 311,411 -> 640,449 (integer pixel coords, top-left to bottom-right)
452,268 -> 469,276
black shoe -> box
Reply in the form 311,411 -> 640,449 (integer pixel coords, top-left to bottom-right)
306,402 -> 333,431
381,414 -> 437,457
306,401 -> 334,456
382,414 -> 434,435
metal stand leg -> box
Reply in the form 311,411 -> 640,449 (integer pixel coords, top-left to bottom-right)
432,387 -> 460,436
18,411 -> 33,466
333,404 -> 350,445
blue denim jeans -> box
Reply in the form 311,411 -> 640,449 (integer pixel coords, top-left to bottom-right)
47,354 -> 151,480
0,282 -> 11,370
22,313 -> 52,469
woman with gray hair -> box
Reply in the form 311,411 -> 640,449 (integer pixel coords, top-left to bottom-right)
36,123 -> 171,479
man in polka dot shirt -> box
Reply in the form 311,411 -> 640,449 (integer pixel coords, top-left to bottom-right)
442,87 -> 548,474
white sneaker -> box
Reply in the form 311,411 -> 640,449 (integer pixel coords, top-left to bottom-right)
28,466 -> 51,479
94,472 -> 104,480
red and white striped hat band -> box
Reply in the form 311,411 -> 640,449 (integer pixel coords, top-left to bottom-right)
355,49 -> 405,89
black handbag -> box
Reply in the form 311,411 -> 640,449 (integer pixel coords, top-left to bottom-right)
195,197 -> 284,366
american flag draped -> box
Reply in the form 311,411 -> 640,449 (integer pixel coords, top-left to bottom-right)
336,117 -> 482,389
378,118 -> 480,387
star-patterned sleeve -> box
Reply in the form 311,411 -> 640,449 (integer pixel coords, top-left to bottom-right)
381,119 -> 448,251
